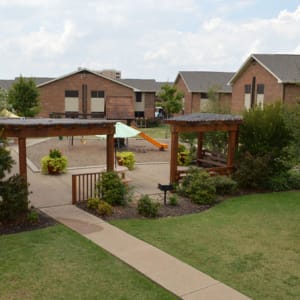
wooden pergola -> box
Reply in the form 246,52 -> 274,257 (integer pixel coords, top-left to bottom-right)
0,118 -> 116,183
164,113 -> 243,184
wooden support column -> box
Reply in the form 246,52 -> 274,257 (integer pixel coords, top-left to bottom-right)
18,137 -> 27,182
197,132 -> 204,160
227,130 -> 237,168
170,127 -> 179,184
106,133 -> 114,171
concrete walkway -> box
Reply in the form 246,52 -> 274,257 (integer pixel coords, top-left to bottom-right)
9,146 -> 250,300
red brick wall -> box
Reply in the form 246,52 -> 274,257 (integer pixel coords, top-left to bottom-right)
192,93 -> 200,112
219,93 -> 232,112
144,92 -> 155,118
284,84 -> 300,106
231,61 -> 283,113
174,75 -> 191,114
38,71 -> 134,118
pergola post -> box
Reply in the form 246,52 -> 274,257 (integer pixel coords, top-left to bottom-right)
197,132 -> 204,160
18,137 -> 27,182
106,133 -> 115,171
170,127 -> 179,184
227,130 -> 238,168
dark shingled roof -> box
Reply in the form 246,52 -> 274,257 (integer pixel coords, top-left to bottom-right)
119,79 -> 159,92
177,71 -> 234,93
0,77 -> 54,90
165,112 -> 242,124
0,118 -> 116,127
0,80 -> 15,89
229,54 -> 300,84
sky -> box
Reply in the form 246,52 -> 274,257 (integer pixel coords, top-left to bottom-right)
0,0 -> 300,81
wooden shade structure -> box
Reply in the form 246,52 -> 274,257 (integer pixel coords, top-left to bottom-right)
164,113 -> 243,184
0,118 -> 116,182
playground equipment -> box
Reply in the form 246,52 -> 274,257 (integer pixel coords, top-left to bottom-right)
131,125 -> 168,151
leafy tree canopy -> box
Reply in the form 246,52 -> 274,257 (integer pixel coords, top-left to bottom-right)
157,84 -> 184,117
0,88 -> 9,111
8,76 -> 40,117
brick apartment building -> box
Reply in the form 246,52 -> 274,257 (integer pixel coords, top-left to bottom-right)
174,71 -> 234,114
36,68 -> 158,120
229,54 -> 300,113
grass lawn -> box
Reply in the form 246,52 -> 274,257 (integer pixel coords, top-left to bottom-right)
139,125 -> 170,139
111,191 -> 300,300
0,225 -> 176,300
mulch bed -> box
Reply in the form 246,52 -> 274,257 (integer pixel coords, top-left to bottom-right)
0,209 -> 57,235
76,195 -> 218,221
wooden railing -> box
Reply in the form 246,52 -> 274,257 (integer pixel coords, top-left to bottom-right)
72,167 -> 129,204
72,172 -> 102,204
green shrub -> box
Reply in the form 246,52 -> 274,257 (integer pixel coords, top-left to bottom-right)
49,148 -> 62,158
169,194 -> 178,206
235,103 -> 293,190
116,152 -> 135,170
41,149 -> 67,175
96,172 -> 130,206
27,209 -> 39,224
267,173 -> 290,192
211,175 -> 238,195
137,195 -> 160,218
97,200 -> 113,216
179,168 -> 216,205
87,197 -> 100,209
0,144 -> 14,179
0,174 -> 30,223
288,168 -> 300,189
177,150 -> 191,166
178,143 -> 186,153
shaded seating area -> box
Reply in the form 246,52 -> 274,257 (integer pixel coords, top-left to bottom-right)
164,113 -> 243,184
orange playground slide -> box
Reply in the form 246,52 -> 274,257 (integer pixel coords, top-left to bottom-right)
131,126 -> 168,151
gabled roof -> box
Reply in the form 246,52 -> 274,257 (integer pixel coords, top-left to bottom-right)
0,79 -> 15,90
229,54 -> 300,84
176,71 -> 234,93
37,68 -> 135,90
119,79 -> 159,92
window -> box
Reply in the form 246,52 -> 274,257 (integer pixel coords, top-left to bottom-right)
65,90 -> 78,97
135,111 -> 144,118
135,92 -> 142,102
257,84 -> 264,94
200,92 -> 208,99
244,84 -> 251,94
91,90 -> 104,98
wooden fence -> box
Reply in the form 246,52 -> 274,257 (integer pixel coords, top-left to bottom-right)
72,172 -> 102,204
72,168 -> 129,204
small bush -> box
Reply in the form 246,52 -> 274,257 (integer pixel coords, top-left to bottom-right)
288,168 -> 300,189
169,194 -> 178,206
179,168 -> 216,205
211,175 -> 238,195
41,149 -> 67,175
116,152 -> 135,170
177,150 -> 191,166
0,174 -> 30,223
27,209 -> 39,224
267,174 -> 290,192
96,172 -> 130,206
87,197 -> 100,209
97,200 -> 113,216
137,195 -> 160,218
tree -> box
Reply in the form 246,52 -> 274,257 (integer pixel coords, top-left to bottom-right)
157,84 -> 184,118
0,88 -> 9,111
8,76 -> 40,117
